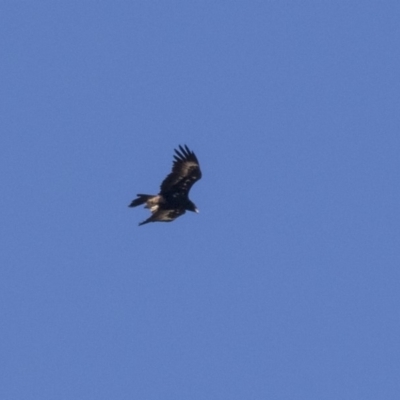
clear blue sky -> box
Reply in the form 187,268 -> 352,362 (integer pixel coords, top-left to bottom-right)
1,2 -> 399,399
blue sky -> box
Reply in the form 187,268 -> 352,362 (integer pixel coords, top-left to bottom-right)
1,2 -> 399,399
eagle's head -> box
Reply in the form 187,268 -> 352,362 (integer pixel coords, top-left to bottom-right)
186,200 -> 199,213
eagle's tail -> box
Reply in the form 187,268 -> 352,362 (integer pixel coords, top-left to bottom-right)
128,194 -> 154,208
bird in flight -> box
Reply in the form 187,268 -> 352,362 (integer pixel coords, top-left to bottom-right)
129,145 -> 202,226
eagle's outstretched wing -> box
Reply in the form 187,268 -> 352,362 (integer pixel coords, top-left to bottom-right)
160,145 -> 202,196
139,208 -> 185,226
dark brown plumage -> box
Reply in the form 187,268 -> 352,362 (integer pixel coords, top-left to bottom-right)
129,145 -> 202,226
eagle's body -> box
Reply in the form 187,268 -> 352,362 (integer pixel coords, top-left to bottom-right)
129,145 -> 202,226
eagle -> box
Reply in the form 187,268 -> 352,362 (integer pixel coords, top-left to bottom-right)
129,145 -> 202,226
